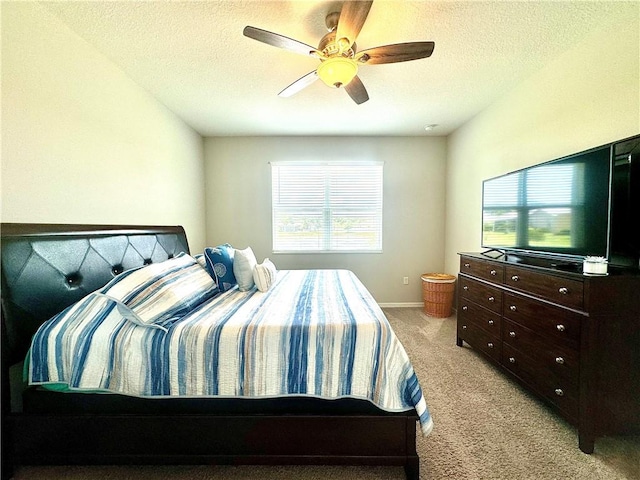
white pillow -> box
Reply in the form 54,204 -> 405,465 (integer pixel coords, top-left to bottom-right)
233,247 -> 257,291
253,258 -> 277,292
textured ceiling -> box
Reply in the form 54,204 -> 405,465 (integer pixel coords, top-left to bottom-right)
43,1 -> 634,137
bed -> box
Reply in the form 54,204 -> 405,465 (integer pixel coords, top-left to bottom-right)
1,223 -> 430,480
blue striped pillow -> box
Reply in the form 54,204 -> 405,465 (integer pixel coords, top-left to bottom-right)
194,253 -> 208,270
100,253 -> 219,326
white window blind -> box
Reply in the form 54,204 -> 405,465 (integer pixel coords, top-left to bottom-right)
271,162 -> 383,253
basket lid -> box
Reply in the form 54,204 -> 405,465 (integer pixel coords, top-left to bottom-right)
421,273 -> 456,283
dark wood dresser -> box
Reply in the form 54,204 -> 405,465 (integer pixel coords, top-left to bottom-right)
456,252 -> 640,453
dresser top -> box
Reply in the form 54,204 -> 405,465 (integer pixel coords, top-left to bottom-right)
458,252 -> 639,279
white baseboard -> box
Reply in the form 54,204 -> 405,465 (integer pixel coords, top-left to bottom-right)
378,302 -> 424,308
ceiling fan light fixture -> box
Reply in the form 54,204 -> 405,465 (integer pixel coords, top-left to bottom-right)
243,0 -> 434,104
317,57 -> 358,88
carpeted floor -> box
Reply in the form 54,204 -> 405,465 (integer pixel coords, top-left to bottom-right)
12,308 -> 640,480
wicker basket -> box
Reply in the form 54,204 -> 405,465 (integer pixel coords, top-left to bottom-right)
421,273 -> 456,318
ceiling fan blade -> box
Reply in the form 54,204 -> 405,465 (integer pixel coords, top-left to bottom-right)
344,75 -> 369,104
356,41 -> 435,65
243,26 -> 316,56
278,71 -> 319,97
335,0 -> 373,49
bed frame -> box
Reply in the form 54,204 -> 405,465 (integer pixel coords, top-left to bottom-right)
1,223 -> 419,480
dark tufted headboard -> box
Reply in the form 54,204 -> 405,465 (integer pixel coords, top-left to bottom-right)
1,224 -> 190,366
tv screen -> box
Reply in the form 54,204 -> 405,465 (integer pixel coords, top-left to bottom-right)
482,146 -> 612,259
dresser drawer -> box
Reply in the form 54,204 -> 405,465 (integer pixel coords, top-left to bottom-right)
503,293 -> 582,345
502,319 -> 579,383
459,276 -> 503,314
502,344 -> 578,421
458,321 -> 501,363
504,266 -> 584,309
458,301 -> 502,336
460,257 -> 504,283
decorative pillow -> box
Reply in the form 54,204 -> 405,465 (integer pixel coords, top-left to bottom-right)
194,253 -> 208,270
203,244 -> 237,292
100,253 -> 219,325
233,247 -> 257,291
253,258 -> 277,293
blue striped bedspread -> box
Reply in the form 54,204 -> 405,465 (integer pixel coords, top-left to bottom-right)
29,269 -> 433,435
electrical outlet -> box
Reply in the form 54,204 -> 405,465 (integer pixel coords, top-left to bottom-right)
403,276 -> 409,285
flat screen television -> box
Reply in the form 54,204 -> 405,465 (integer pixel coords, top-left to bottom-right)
481,145 -> 612,261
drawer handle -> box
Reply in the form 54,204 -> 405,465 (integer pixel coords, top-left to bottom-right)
490,269 -> 497,276
558,287 -> 569,295
488,319 -> 494,326
508,357 -> 516,364
462,325 -> 467,330
487,342 -> 494,349
463,285 -> 469,291
462,305 -> 468,311
556,324 -> 566,332
464,263 -> 471,268
488,296 -> 495,302
509,305 -> 517,312
555,357 -> 565,365
511,275 -> 519,281
509,331 -> 516,338
554,388 -> 564,397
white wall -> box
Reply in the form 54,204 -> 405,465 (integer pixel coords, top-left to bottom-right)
444,8 -> 640,275
204,136 -> 447,304
1,2 -> 207,251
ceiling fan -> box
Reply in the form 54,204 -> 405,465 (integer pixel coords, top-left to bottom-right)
243,0 -> 435,105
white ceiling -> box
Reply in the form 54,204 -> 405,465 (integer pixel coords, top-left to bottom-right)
42,1 -> 633,137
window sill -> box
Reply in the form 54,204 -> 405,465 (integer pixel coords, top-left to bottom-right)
272,250 -> 383,255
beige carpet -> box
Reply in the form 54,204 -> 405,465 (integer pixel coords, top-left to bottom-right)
12,308 -> 640,480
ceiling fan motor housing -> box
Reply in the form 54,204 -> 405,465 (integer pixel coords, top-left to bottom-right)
318,31 -> 356,58
325,11 -> 340,31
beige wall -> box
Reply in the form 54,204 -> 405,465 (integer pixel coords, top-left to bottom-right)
444,8 -> 640,275
1,2 -> 207,251
204,136 -> 447,304
4,2 -> 637,304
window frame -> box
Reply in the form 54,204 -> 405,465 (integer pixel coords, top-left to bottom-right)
270,160 -> 384,254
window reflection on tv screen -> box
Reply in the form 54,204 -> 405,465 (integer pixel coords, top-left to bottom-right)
482,146 -> 610,257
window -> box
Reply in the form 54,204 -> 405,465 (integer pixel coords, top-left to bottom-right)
271,161 -> 383,253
